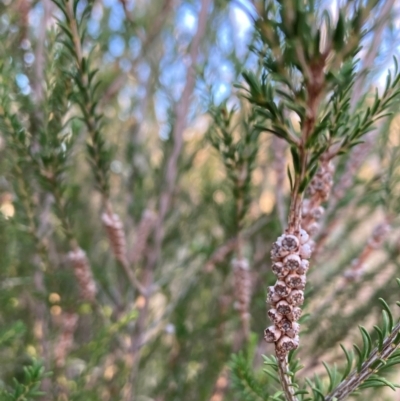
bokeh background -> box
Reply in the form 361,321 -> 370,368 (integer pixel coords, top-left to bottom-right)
1,0 -> 400,400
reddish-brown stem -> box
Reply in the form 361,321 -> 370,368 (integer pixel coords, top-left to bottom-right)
276,54 -> 324,400
277,356 -> 299,401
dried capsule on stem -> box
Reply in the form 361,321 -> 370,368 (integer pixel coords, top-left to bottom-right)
268,309 -> 284,324
232,258 -> 252,335
283,254 -> 301,271
68,248 -> 96,301
265,230 -> 311,358
301,159 -> 334,237
276,300 -> 292,316
54,312 -> 79,368
274,281 -> 291,298
272,262 -> 290,278
264,325 -> 282,343
276,335 -> 299,357
102,211 -> 128,266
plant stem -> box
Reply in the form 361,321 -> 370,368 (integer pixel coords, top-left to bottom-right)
277,356 -> 299,401
325,322 -> 400,401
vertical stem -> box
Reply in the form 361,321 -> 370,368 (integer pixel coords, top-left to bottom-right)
276,68 -> 322,400
277,357 -> 299,401
272,136 -> 287,230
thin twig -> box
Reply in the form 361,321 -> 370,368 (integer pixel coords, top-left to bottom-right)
272,136 -> 287,230
325,321 -> 400,401
64,2 -> 145,297
277,357 -> 299,401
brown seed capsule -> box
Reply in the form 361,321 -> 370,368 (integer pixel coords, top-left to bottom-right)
264,325 -> 282,343
344,268 -> 364,281
372,223 -> 390,240
313,179 -> 326,192
299,243 -> 312,259
285,273 -> 306,290
102,212 -> 128,266
287,306 -> 302,321
276,335 -> 299,356
311,206 -> 325,219
274,281 -> 291,298
278,318 -> 292,332
266,286 -> 281,304
276,300 -> 292,316
323,171 -> 333,184
283,254 -> 301,271
272,236 -> 292,259
281,235 -> 299,252
308,222 -> 320,236
68,248 -> 96,301
296,259 -> 309,275
286,322 -> 300,338
287,289 -> 304,306
299,229 -> 309,245
272,262 -> 290,278
302,199 -> 310,216
268,309 -> 283,324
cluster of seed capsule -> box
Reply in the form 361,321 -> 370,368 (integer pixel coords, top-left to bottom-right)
232,258 -> 252,327
68,248 -> 96,301
54,312 -> 79,368
302,160 -> 334,236
264,229 -> 311,358
102,212 -> 128,266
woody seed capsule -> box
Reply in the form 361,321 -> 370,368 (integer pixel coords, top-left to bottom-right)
285,273 -> 306,290
271,242 -> 288,261
302,199 -> 310,216
272,262 -> 290,278
286,322 -> 300,338
264,325 -> 282,343
287,306 -> 302,321
274,281 -> 291,297
276,300 -> 292,316
268,309 -> 283,324
276,335 -> 299,356
308,222 -> 320,236
311,206 -> 324,219
283,254 -> 301,271
266,286 -> 281,304
287,289 -> 304,306
296,259 -> 309,275
300,243 -> 312,259
278,318 -> 292,332
299,229 -> 310,245
281,235 -> 299,252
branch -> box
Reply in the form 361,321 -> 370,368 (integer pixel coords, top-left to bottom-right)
277,357 -> 299,401
272,136 -> 287,230
325,321 -> 400,401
